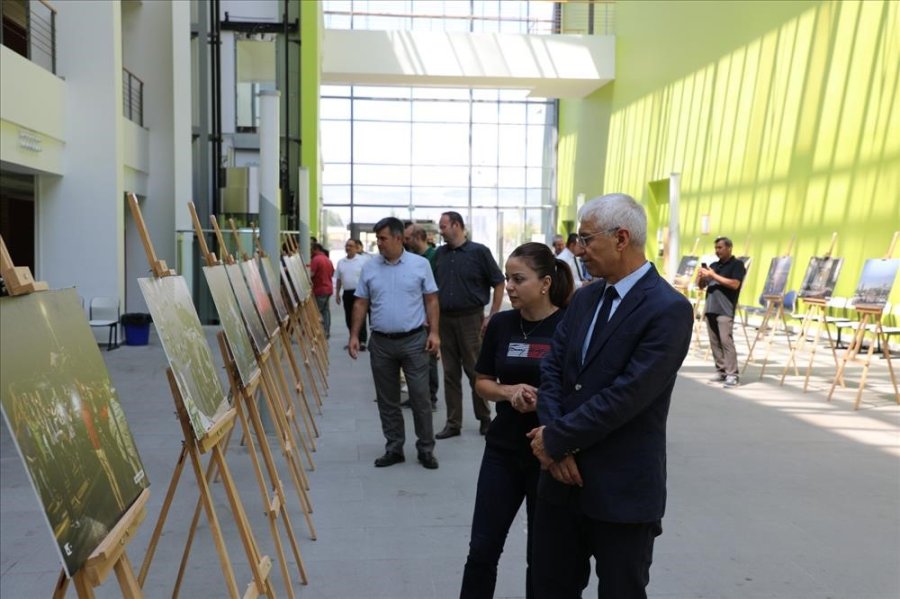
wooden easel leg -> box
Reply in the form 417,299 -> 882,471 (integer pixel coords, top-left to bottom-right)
72,572 -> 95,598
829,318 -> 866,402
853,326 -> 879,410
138,444 -> 189,587
743,302 -> 774,375
211,445 -> 276,599
279,329 -> 320,440
258,360 -> 318,540
293,321 -> 324,411
880,330 -> 900,403
268,347 -> 316,470
803,313 -> 826,392
781,308 -> 813,386
52,570 -> 69,599
112,553 -> 141,599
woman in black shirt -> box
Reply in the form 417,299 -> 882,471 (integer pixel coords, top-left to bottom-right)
460,242 -> 574,599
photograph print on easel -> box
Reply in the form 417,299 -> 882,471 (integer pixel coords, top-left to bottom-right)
851,258 -> 900,309
0,288 -> 149,577
762,256 -> 792,297
226,263 -> 270,354
241,258 -> 280,337
138,276 -> 230,439
204,265 -> 258,387
673,255 -> 699,288
798,257 -> 844,300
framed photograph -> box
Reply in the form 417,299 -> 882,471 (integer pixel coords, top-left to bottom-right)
851,258 -> 900,309
762,256 -> 792,297
203,265 -> 258,387
258,255 -> 289,323
0,288 -> 149,577
280,261 -> 299,310
226,263 -> 270,354
673,255 -> 699,289
798,256 -> 844,300
138,276 -> 230,439
241,258 -> 280,338
286,255 -> 311,301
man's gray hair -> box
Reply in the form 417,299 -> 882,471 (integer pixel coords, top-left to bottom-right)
577,193 -> 647,248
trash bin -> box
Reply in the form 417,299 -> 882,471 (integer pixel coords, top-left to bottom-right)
121,313 -> 152,346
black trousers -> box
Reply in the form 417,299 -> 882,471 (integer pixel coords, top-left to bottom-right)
342,289 -> 367,344
460,444 -> 539,599
532,499 -> 661,599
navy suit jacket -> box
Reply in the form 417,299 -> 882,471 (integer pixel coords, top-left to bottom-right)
537,264 -> 693,522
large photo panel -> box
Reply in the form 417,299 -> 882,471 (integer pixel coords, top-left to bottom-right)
203,265 -> 259,387
0,288 -> 149,577
851,258 -> 900,309
799,257 -> 844,300
138,276 -> 230,439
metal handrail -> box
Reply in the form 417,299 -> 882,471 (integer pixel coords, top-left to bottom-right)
0,0 -> 57,73
122,68 -> 144,126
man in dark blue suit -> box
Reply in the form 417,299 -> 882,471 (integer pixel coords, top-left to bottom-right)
528,193 -> 693,598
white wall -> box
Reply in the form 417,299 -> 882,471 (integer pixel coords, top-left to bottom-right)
38,2 -> 125,310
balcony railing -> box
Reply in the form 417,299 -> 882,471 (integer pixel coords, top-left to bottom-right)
1,0 -> 57,73
555,1 -> 615,36
123,68 -> 144,126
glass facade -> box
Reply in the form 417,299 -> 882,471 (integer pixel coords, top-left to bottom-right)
320,1 -> 558,264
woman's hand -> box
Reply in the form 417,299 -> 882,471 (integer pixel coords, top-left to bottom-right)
509,384 -> 538,413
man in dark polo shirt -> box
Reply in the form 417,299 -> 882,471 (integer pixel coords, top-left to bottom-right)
434,211 -> 505,438
696,236 -> 746,388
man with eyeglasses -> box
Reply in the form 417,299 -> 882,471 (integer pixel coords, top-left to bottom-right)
528,193 -> 693,599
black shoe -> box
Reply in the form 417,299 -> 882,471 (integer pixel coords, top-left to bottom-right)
417,453 -> 439,469
479,420 -> 491,436
374,452 -> 405,467
435,426 -> 460,440
400,399 -> 412,408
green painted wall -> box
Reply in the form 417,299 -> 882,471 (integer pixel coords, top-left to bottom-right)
300,0 -> 321,237
558,0 -> 900,306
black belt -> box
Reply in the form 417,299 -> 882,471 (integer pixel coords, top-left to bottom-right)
440,306 -> 483,317
372,326 -> 425,340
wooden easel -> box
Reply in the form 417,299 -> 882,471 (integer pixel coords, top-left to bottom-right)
780,233 -> 844,392
222,218 -> 318,469
252,226 -> 321,440
742,239 -> 796,379
280,235 -> 329,391
184,204 -> 311,594
1,236 -> 148,599
208,217 -> 318,504
126,194 -> 274,598
827,233 -> 900,409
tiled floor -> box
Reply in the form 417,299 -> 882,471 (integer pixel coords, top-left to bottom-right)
1,311 -> 899,598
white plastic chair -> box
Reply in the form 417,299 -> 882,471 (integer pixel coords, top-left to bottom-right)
89,296 -> 120,351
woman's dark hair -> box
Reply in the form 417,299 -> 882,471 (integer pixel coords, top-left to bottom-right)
509,242 -> 575,308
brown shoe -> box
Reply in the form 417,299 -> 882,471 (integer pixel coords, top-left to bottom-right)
435,426 -> 460,440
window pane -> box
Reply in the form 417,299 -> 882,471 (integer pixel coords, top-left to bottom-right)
323,163 -> 351,185
322,185 -> 351,205
411,165 -> 469,187
498,103 -> 526,124
354,185 -> 411,206
321,98 -> 351,120
471,187 -> 497,207
412,87 -> 470,100
498,125 -> 526,166
354,99 -> 411,121
413,100 -> 469,123
412,123 -> 468,165
526,124 -> 548,166
472,123 -> 498,166
527,102 -> 548,124
498,166 -> 525,187
353,85 -> 411,100
498,187 -> 525,207
321,84 -> 350,97
472,166 -> 497,187
525,188 -> 544,207
470,208 -> 500,262
526,166 -> 545,189
321,121 -> 351,162
411,186 -> 468,207
354,121 -> 410,164
472,102 -> 497,123
354,164 -> 410,186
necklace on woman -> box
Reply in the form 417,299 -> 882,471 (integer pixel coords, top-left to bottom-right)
519,309 -> 557,340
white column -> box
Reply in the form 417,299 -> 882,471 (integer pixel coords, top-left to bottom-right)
258,89 -> 281,280
668,172 -> 681,281
297,167 -> 310,261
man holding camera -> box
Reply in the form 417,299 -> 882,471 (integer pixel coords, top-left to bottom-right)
696,236 -> 746,388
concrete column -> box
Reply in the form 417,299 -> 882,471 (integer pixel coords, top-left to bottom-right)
258,90 -> 281,277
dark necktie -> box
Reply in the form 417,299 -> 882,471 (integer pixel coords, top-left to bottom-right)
591,285 -> 619,345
